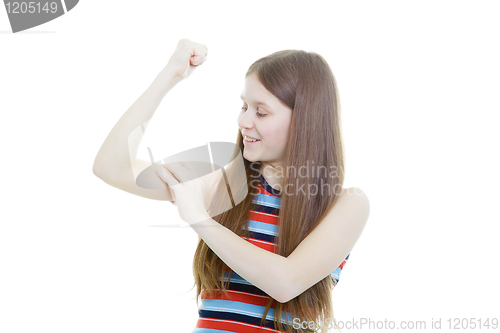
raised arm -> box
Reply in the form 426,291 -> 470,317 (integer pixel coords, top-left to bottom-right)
92,39 -> 208,201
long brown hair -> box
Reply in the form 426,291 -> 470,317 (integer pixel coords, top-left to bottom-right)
192,50 -> 345,333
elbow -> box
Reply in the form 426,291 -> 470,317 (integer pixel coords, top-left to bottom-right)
93,157 -> 110,180
273,288 -> 289,304
275,294 -> 293,304
270,265 -> 301,304
272,290 -> 290,304
93,163 -> 104,179
93,163 -> 112,183
93,164 -> 100,177
92,157 -> 103,177
274,288 -> 299,304
275,282 -> 302,303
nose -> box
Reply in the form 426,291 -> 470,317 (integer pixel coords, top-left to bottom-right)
237,107 -> 255,132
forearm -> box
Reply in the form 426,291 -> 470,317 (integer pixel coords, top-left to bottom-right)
190,214 -> 292,303
93,67 -> 182,176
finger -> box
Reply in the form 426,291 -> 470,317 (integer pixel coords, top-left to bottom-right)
190,41 -> 208,58
190,54 -> 207,66
173,161 -> 206,182
177,161 -> 198,180
178,160 -> 210,178
157,167 -> 180,185
155,170 -> 177,199
180,40 -> 207,63
163,162 -> 190,183
177,160 -> 191,169
154,170 -> 177,204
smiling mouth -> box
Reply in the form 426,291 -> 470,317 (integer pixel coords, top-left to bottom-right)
244,136 -> 260,142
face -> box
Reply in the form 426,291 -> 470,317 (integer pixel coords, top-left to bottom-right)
237,73 -> 292,171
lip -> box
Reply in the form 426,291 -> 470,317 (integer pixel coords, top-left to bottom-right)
243,134 -> 260,140
243,139 -> 260,146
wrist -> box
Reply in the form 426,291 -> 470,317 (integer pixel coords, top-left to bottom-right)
188,212 -> 216,228
154,67 -> 183,94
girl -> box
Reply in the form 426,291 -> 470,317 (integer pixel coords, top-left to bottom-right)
93,39 -> 369,333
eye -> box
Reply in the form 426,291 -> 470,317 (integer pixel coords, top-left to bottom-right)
241,104 -> 266,117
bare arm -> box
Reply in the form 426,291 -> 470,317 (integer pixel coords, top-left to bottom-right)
189,188 -> 370,303
92,39 -> 208,201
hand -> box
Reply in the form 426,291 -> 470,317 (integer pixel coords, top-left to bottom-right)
156,161 -> 211,224
163,39 -> 208,80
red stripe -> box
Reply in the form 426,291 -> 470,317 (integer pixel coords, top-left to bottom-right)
194,184 -> 292,332
257,184 -> 280,198
200,289 -> 273,307
242,236 -> 276,252
196,317 -> 284,333
248,210 -> 279,225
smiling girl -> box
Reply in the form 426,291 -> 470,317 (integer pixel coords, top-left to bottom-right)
93,39 -> 369,333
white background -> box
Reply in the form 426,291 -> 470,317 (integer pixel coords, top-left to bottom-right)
1,1 -> 499,332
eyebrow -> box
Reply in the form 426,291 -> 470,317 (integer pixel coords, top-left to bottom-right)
240,95 -> 272,108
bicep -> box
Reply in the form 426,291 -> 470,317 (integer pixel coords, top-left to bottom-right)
95,158 -> 175,201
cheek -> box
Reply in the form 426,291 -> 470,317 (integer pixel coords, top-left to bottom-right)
275,127 -> 290,145
276,135 -> 289,149
263,133 -> 288,151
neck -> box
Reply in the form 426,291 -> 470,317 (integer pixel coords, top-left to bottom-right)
260,162 -> 283,189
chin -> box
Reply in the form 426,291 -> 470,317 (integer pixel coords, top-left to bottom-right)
243,152 -> 259,163
244,156 -> 258,163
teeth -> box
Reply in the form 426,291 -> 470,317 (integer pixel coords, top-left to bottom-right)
244,136 -> 259,142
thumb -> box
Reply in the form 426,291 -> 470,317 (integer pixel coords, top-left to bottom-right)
190,55 -> 205,66
155,170 -> 177,201
155,169 -> 168,183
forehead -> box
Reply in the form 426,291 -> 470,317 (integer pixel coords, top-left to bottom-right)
240,74 -> 279,109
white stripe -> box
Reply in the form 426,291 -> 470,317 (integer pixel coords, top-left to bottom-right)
241,237 -> 274,246
61,0 -> 68,13
221,289 -> 271,299
199,318 -> 281,332
249,210 -> 278,218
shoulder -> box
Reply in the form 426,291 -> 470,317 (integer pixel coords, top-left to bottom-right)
303,187 -> 369,256
337,187 -> 370,208
324,187 -> 370,229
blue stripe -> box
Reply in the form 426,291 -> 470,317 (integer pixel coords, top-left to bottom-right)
220,271 -> 252,286
198,309 -> 276,330
252,204 -> 280,215
253,193 -> 281,209
260,174 -> 282,197
247,220 -> 278,236
331,267 -> 342,280
331,276 -> 339,286
200,299 -> 293,324
219,280 -> 268,296
247,231 -> 275,243
191,329 -> 236,333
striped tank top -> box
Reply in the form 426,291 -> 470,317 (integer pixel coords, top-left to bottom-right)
192,173 -> 350,333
